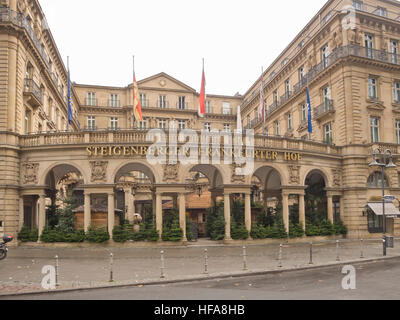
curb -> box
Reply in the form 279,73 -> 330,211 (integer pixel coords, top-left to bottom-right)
1,254 -> 399,298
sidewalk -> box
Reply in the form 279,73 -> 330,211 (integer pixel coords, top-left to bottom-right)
0,238 -> 398,296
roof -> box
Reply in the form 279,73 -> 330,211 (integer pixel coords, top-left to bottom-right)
163,191 -> 212,210
367,202 -> 400,217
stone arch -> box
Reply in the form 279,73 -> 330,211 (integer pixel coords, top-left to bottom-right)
248,163 -> 288,186
302,168 -> 330,188
366,171 -> 390,188
181,164 -> 228,188
41,162 -> 87,187
113,161 -> 159,184
252,165 -> 283,191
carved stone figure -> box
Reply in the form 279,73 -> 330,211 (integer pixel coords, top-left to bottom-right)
231,163 -> 245,184
288,165 -> 301,185
23,163 -> 39,185
332,168 -> 342,187
163,163 -> 179,182
90,161 -> 108,183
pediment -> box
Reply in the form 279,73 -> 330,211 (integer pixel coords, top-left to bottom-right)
366,101 -> 385,111
137,72 -> 197,93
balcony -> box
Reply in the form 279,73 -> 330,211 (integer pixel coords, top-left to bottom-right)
108,100 -> 121,108
314,99 -> 334,120
269,102 -> 279,114
84,98 -> 98,106
23,78 -> 42,107
280,91 -> 292,105
176,102 -> 189,110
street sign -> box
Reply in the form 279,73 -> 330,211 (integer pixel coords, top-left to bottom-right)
384,195 -> 396,202
386,236 -> 394,248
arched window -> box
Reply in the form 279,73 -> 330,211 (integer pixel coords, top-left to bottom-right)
367,171 -> 389,188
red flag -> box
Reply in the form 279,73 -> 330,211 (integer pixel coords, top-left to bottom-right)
199,63 -> 206,117
133,73 -> 143,122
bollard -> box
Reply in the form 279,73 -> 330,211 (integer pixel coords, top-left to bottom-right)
160,250 -> 165,279
109,253 -> 114,282
360,239 -> 364,259
55,255 -> 59,287
204,249 -> 209,275
242,246 -> 248,271
309,242 -> 313,265
278,244 -> 283,268
336,240 -> 340,262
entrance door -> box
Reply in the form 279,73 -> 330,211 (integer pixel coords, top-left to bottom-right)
24,205 -> 33,229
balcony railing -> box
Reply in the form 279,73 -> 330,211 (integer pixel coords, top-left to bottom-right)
176,102 -> 189,110
24,78 -> 42,105
314,99 -> 334,119
280,91 -> 292,105
84,98 -> 98,106
108,100 -> 120,108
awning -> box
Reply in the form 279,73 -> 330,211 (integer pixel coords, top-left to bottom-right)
367,202 -> 400,218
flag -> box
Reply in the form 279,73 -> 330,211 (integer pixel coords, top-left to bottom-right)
198,60 -> 206,118
307,86 -> 313,134
133,71 -> 143,123
237,105 -> 242,132
67,57 -> 73,126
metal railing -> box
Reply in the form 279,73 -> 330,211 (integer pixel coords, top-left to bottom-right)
84,98 -> 98,106
314,99 -> 334,118
108,100 -> 120,108
176,102 -> 189,110
24,78 -> 42,104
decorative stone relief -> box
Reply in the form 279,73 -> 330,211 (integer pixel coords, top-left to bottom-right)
231,163 -> 245,184
332,168 -> 342,187
288,165 -> 300,185
163,164 -> 179,183
23,163 -> 39,185
90,161 -> 108,183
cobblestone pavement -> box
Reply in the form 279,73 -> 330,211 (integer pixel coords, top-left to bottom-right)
0,238 -> 398,296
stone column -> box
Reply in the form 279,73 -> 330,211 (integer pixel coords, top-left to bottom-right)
244,192 -> 252,235
38,194 -> 46,240
327,194 -> 334,223
124,188 -> 134,224
156,193 -> 163,240
84,192 -> 91,232
8,37 -> 17,132
299,192 -> 306,231
224,192 -> 232,240
339,196 -> 344,222
179,193 -> 187,241
108,193 -> 115,239
19,196 -> 24,231
282,192 -> 289,234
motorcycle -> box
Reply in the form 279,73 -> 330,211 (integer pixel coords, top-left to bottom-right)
0,235 -> 13,261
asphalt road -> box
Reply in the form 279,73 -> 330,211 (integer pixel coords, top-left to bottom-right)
2,257 -> 400,300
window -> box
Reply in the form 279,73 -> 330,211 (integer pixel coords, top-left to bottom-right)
87,92 -> 96,106
158,119 -> 167,129
178,96 -> 186,110
301,103 -> 307,122
396,120 -> 400,144
110,117 -> 118,130
390,40 -> 398,64
26,63 -> 33,79
285,80 -> 290,94
247,115 -> 251,127
159,95 -> 167,108
394,81 -> 400,103
321,45 -> 329,68
109,94 -> 118,107
273,90 -> 278,105
324,122 -> 332,144
367,171 -> 389,188
281,58 -> 288,67
178,120 -> 186,130
368,78 -> 378,99
370,117 -> 380,142
87,116 -> 96,130
25,110 -> 30,134
205,101 -> 212,114
139,119 -> 147,130
223,124 -> 231,132
275,120 -> 280,136
323,86 -> 331,110
299,66 -> 305,82
365,34 -> 374,59
367,210 -> 383,233
222,102 -> 231,115
353,0 -> 363,10
287,113 -> 292,130
140,94 -> 147,107
204,122 -> 211,132
377,7 -> 387,17
298,40 -> 305,49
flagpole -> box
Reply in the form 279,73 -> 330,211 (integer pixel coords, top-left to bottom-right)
67,56 -> 70,133
261,67 -> 265,136
133,55 -> 136,130
202,58 -> 205,130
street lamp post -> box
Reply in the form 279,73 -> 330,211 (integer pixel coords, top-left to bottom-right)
369,148 -> 397,257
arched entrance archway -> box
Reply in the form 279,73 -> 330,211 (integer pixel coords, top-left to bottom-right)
305,169 -> 328,225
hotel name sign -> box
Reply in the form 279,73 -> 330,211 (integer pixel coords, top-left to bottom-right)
86,145 -> 303,161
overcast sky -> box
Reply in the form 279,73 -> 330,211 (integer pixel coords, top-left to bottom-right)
39,0 -> 327,96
